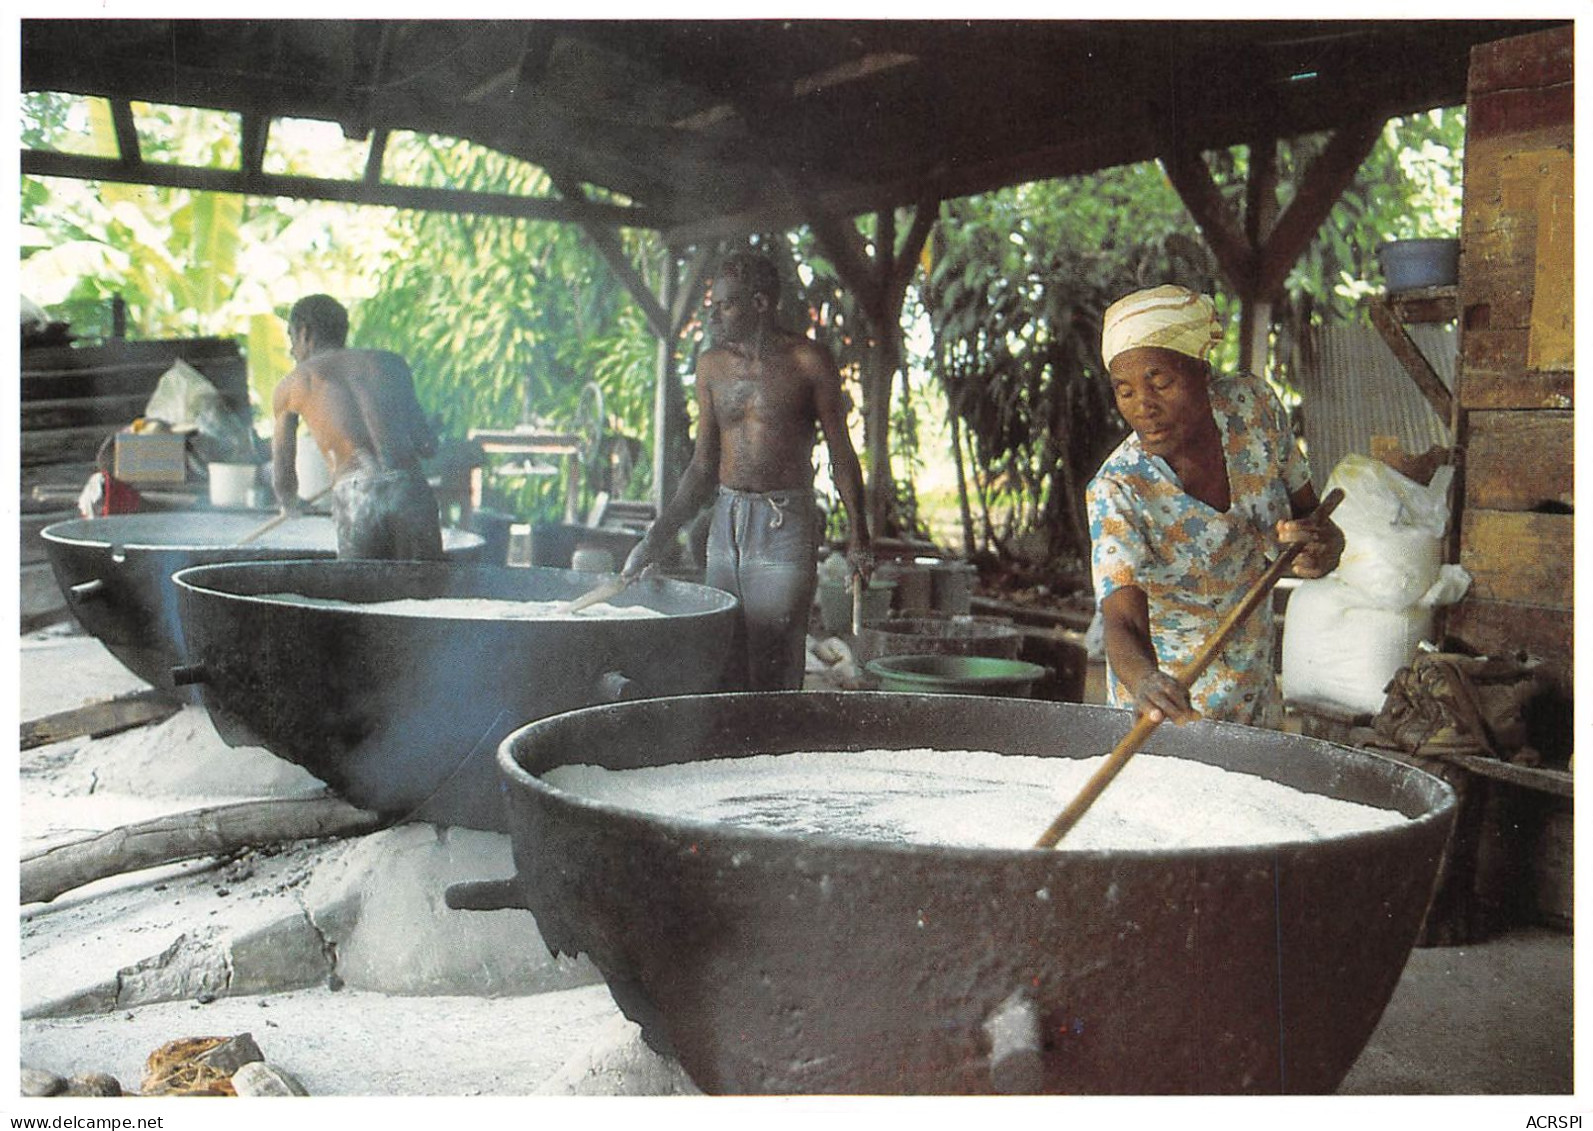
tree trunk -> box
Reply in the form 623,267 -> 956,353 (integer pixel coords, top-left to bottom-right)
864,329 -> 901,537
949,401 -> 975,557
802,199 -> 939,544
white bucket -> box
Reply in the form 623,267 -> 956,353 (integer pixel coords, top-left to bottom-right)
208,462 -> 260,508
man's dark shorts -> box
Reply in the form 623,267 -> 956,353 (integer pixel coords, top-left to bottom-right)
332,468 -> 444,561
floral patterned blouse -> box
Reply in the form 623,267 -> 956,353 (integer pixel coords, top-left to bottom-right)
1087,370 -> 1312,727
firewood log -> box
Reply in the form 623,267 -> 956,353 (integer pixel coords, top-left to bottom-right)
21,796 -> 386,904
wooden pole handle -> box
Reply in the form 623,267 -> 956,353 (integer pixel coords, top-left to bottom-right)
1034,488 -> 1344,849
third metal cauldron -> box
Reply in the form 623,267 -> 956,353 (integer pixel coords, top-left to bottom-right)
42,512 -> 482,696
456,693 -> 1456,1094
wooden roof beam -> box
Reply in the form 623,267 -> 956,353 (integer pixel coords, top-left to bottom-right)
240,113 -> 269,179
669,250 -> 713,338
1161,142 -> 1255,291
1244,131 -> 1279,250
109,99 -> 141,167
21,149 -> 653,228
1163,115 -> 1384,303
363,128 -> 389,185
549,169 -> 672,340
1254,117 -> 1384,299
792,181 -> 881,322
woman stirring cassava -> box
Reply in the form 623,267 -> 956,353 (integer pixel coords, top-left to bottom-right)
1087,285 -> 1345,730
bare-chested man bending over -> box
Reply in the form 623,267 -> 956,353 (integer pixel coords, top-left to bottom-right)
623,251 -> 872,691
271,294 -> 444,561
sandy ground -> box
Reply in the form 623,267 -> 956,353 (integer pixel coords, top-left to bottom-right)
15,624 -> 698,1106
11,624 -> 1578,1126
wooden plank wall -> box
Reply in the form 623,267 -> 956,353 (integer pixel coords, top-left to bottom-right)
1449,25 -> 1574,761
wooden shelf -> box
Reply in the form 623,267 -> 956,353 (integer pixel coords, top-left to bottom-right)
1366,288 -> 1458,428
1442,752 -> 1573,800
1374,285 -> 1459,324
467,428 -> 581,456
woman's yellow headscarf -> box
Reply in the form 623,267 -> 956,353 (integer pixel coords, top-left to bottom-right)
1101,285 -> 1223,369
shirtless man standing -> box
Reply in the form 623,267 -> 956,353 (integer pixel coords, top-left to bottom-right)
623,251 -> 872,691
271,294 -> 444,560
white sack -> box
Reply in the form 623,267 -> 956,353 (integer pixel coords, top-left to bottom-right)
1280,577 -> 1434,716
1331,525 -> 1442,609
1418,564 -> 1473,608
143,359 -> 256,463
1323,454 -> 1455,609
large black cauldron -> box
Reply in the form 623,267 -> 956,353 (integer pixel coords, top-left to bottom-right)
455,693 -> 1455,1094
41,512 -> 483,697
172,560 -> 737,830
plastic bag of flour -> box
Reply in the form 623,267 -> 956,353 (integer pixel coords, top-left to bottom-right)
1324,455 -> 1456,609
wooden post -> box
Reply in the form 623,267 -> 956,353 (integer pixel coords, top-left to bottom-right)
1239,137 -> 1278,375
652,253 -> 679,513
22,796 -> 387,905
1238,297 -> 1272,378
550,170 -> 672,341
21,689 -> 180,751
866,207 -> 899,537
803,193 -> 938,537
1164,121 -> 1381,376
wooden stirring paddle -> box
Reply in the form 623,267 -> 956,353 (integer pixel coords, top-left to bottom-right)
233,484 -> 335,546
1034,488 -> 1345,849
554,574 -> 633,616
554,562 -> 655,616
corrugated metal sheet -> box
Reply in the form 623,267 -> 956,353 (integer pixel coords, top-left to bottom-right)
1292,322 -> 1457,493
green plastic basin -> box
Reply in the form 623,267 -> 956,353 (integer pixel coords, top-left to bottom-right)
864,654 -> 1048,697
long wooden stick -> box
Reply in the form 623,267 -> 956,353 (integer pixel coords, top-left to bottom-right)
21,795 -> 386,904
1035,488 -> 1345,849
234,484 -> 334,546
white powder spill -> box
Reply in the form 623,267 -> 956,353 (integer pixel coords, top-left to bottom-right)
252,593 -> 665,619
544,748 -> 1409,851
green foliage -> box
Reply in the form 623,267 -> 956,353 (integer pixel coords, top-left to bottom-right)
20,109 -> 665,522
353,135 -> 664,522
21,98 -> 252,340
922,166 -> 1215,565
1281,110 -> 1465,323
1269,109 -> 1466,401
919,112 -> 1466,572
20,98 -> 390,429
20,93 -> 1464,554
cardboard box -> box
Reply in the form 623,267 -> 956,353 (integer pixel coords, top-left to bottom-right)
113,431 -> 188,485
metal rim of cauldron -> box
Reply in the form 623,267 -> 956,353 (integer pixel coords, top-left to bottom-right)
867,613 -> 1017,630
40,514 -> 484,695
496,691 -> 1457,862
863,655 -> 1049,695
42,513 -> 316,555
171,558 -> 738,623
41,513 -> 484,555
41,517 -> 482,666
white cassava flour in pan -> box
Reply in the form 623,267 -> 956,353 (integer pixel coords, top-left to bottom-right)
544,748 -> 1409,851
252,593 -> 665,619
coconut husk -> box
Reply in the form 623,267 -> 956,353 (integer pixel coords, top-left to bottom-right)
141,1036 -> 236,1097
